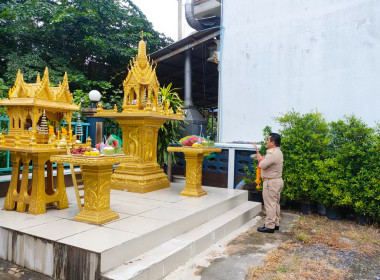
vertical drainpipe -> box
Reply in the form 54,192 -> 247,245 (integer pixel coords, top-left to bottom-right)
178,0 -> 183,40
217,0 -> 224,143
184,48 -> 193,107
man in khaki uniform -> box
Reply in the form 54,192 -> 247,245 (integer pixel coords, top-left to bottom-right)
255,133 -> 283,234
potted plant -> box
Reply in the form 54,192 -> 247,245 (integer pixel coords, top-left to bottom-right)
157,83 -> 185,172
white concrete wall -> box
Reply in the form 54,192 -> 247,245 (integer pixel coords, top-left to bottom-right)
219,0 -> 380,142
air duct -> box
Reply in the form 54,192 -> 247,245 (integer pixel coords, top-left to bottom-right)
185,0 -> 221,31
185,0 -> 205,31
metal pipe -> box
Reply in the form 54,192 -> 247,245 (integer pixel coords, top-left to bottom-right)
184,48 -> 193,107
178,0 -> 183,40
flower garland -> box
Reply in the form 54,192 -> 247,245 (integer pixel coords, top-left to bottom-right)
255,167 -> 262,190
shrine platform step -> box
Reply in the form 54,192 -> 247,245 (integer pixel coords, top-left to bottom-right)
0,183 -> 261,280
103,200 -> 260,280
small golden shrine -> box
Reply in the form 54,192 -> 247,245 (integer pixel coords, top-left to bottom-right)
0,68 -> 81,215
122,34 -> 160,111
0,67 -> 79,146
96,32 -> 184,193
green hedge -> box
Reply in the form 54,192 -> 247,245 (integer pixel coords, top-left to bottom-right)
246,111 -> 380,221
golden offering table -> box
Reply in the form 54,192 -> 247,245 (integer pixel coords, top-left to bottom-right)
167,146 -> 222,197
50,154 -> 134,224
2,146 -> 68,215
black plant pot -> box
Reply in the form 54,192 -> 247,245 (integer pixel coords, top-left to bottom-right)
355,213 -> 368,226
301,202 -> 316,215
317,203 -> 326,215
248,190 -> 263,203
326,207 -> 342,220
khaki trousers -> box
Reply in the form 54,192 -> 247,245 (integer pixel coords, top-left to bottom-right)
263,178 -> 284,229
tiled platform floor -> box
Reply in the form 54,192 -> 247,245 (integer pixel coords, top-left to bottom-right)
0,183 -> 255,279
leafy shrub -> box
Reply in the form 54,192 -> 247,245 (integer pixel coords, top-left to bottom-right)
276,110 -> 329,203
321,117 -> 379,219
313,116 -> 375,209
353,125 -> 380,219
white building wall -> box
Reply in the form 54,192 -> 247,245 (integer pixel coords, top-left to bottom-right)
219,0 -> 380,142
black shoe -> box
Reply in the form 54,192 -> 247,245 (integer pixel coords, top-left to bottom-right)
264,225 -> 280,230
257,227 -> 275,233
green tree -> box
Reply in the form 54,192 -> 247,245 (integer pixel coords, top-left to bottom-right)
0,0 -> 172,100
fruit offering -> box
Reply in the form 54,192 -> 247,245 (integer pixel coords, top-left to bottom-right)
180,135 -> 214,147
102,146 -> 115,156
48,125 -> 55,135
114,145 -> 124,154
70,147 -> 90,155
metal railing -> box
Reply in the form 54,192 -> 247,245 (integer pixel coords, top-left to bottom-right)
173,149 -> 254,175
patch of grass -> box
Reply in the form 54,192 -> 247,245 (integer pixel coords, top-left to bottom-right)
247,214 -> 380,280
292,215 -> 380,256
296,233 -> 310,243
248,247 -> 347,280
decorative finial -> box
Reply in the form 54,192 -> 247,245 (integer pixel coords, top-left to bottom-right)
63,72 -> 68,83
97,102 -> 104,112
36,72 -> 41,83
15,69 -> 23,85
140,30 -> 144,40
42,67 -> 49,82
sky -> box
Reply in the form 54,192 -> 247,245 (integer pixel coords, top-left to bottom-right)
131,0 -> 194,41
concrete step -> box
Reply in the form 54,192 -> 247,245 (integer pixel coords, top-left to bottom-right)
100,188 -> 249,272
103,201 -> 261,280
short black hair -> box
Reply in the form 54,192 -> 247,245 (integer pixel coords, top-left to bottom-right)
269,133 -> 281,147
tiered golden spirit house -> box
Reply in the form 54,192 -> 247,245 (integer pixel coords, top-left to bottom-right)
0,68 -> 80,214
96,34 -> 184,193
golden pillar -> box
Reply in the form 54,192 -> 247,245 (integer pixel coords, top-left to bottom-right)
51,155 -> 134,224
167,147 -> 222,197
75,165 -> 118,224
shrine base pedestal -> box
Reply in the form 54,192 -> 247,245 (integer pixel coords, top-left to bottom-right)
110,163 -> 169,193
74,209 -> 119,224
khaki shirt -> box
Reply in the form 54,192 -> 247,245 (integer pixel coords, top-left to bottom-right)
259,147 -> 283,179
